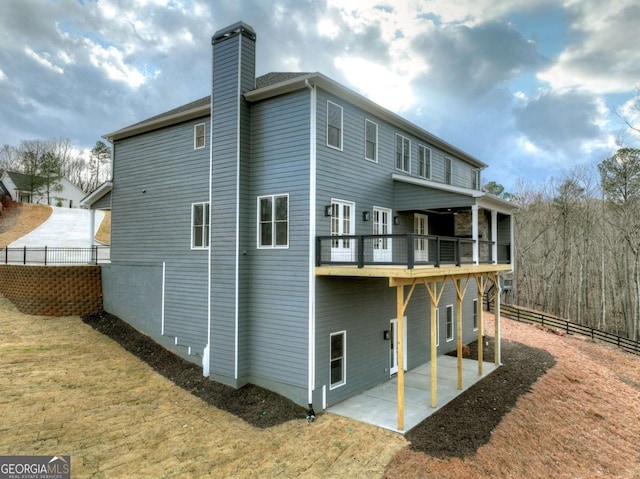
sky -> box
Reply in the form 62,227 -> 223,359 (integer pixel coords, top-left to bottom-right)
0,0 -> 639,191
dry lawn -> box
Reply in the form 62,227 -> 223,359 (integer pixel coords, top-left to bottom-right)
385,315 -> 640,479
0,203 -> 52,247
0,295 -> 407,478
2,287 -> 639,478
95,211 -> 111,245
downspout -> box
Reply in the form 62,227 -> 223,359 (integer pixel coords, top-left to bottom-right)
204,41 -> 215,378
306,78 -> 317,422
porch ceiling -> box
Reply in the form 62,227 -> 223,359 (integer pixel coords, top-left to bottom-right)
315,263 -> 512,281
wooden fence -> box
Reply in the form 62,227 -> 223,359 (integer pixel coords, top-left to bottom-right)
494,302 -> 640,356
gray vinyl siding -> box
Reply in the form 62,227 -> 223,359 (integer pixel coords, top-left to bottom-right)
248,90 -> 311,399
313,88 -> 481,407
315,277 -> 478,406
394,181 -> 475,211
92,190 -> 111,210
108,117 -> 210,360
209,31 -> 256,384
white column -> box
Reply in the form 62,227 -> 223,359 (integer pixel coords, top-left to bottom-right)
471,205 -> 479,264
89,209 -> 95,247
491,210 -> 498,264
495,275 -> 502,365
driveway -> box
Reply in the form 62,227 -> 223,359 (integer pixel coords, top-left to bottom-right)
8,206 -> 105,248
0,297 -> 406,478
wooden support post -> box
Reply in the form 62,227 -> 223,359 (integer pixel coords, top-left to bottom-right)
477,275 -> 484,376
430,290 -> 438,408
456,278 -> 463,390
397,284 -> 405,431
494,273 -> 502,365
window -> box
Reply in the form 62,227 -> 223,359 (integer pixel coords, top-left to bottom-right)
444,157 -> 452,185
446,305 -> 454,341
395,134 -> 410,172
191,202 -> 210,249
435,308 -> 440,347
418,145 -> 431,179
472,169 -> 480,190
327,101 -> 343,150
194,123 -> 206,149
258,194 -> 289,248
365,119 -> 377,162
473,299 -> 478,330
330,331 -> 346,388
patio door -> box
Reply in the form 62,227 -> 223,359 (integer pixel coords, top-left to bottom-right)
389,318 -> 408,376
331,200 -> 355,262
414,213 -> 429,262
373,207 -> 392,262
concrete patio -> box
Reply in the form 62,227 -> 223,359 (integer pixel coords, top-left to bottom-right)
328,355 -> 500,433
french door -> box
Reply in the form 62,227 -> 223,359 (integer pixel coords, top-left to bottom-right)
389,318 -> 408,375
331,200 -> 355,262
414,213 -> 429,262
373,207 -> 392,262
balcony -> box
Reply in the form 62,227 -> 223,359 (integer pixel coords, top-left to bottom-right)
316,234 -> 511,270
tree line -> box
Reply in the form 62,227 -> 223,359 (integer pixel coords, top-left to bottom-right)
495,147 -> 640,341
0,137 -> 111,194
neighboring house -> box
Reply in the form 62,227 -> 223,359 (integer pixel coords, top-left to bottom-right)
0,170 -> 86,208
84,22 -> 517,431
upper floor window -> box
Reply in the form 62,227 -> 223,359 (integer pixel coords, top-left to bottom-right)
194,123 -> 206,149
327,101 -> 343,150
444,157 -> 452,185
191,202 -> 210,249
395,134 -> 410,172
365,119 -> 377,162
258,194 -> 289,248
472,169 -> 480,190
418,145 -> 431,179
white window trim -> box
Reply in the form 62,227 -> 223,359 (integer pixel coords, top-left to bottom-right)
473,298 -> 479,331
472,169 -> 480,190
418,144 -> 432,179
326,101 -> 343,151
191,202 -> 209,250
257,193 -> 289,249
364,118 -> 378,162
444,156 -> 452,185
194,122 -> 206,150
395,133 -> 411,173
446,304 -> 454,342
329,330 -> 346,389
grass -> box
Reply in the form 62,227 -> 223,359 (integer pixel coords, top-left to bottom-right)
0,203 -> 52,247
95,211 -> 111,245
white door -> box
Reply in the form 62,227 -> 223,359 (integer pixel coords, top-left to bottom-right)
331,200 -> 355,262
414,213 -> 429,262
373,207 -> 392,262
389,318 -> 408,376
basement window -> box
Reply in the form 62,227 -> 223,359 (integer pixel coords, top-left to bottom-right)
330,331 -> 346,389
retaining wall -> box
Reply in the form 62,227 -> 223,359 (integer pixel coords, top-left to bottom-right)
0,265 -> 102,316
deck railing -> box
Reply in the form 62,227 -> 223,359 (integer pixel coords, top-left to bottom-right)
316,234 -> 507,269
0,246 -> 110,265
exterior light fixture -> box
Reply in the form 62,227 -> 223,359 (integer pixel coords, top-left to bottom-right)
363,211 -> 370,222
325,205 -> 332,217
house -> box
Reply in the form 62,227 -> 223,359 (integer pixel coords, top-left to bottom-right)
0,170 -> 86,208
84,21 -> 516,432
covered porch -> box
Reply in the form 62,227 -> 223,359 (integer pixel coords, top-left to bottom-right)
316,263 -> 511,432
328,354 -> 499,433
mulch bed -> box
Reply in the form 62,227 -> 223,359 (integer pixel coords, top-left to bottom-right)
83,311 -> 556,458
405,337 -> 556,458
82,311 -> 307,428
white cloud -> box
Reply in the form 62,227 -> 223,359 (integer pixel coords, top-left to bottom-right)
24,47 -> 64,74
84,39 -> 146,88
538,0 -> 640,94
335,56 -> 419,112
0,68 -> 6,81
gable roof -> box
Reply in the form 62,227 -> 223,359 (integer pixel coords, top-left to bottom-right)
103,71 -> 487,168
4,171 -> 41,191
